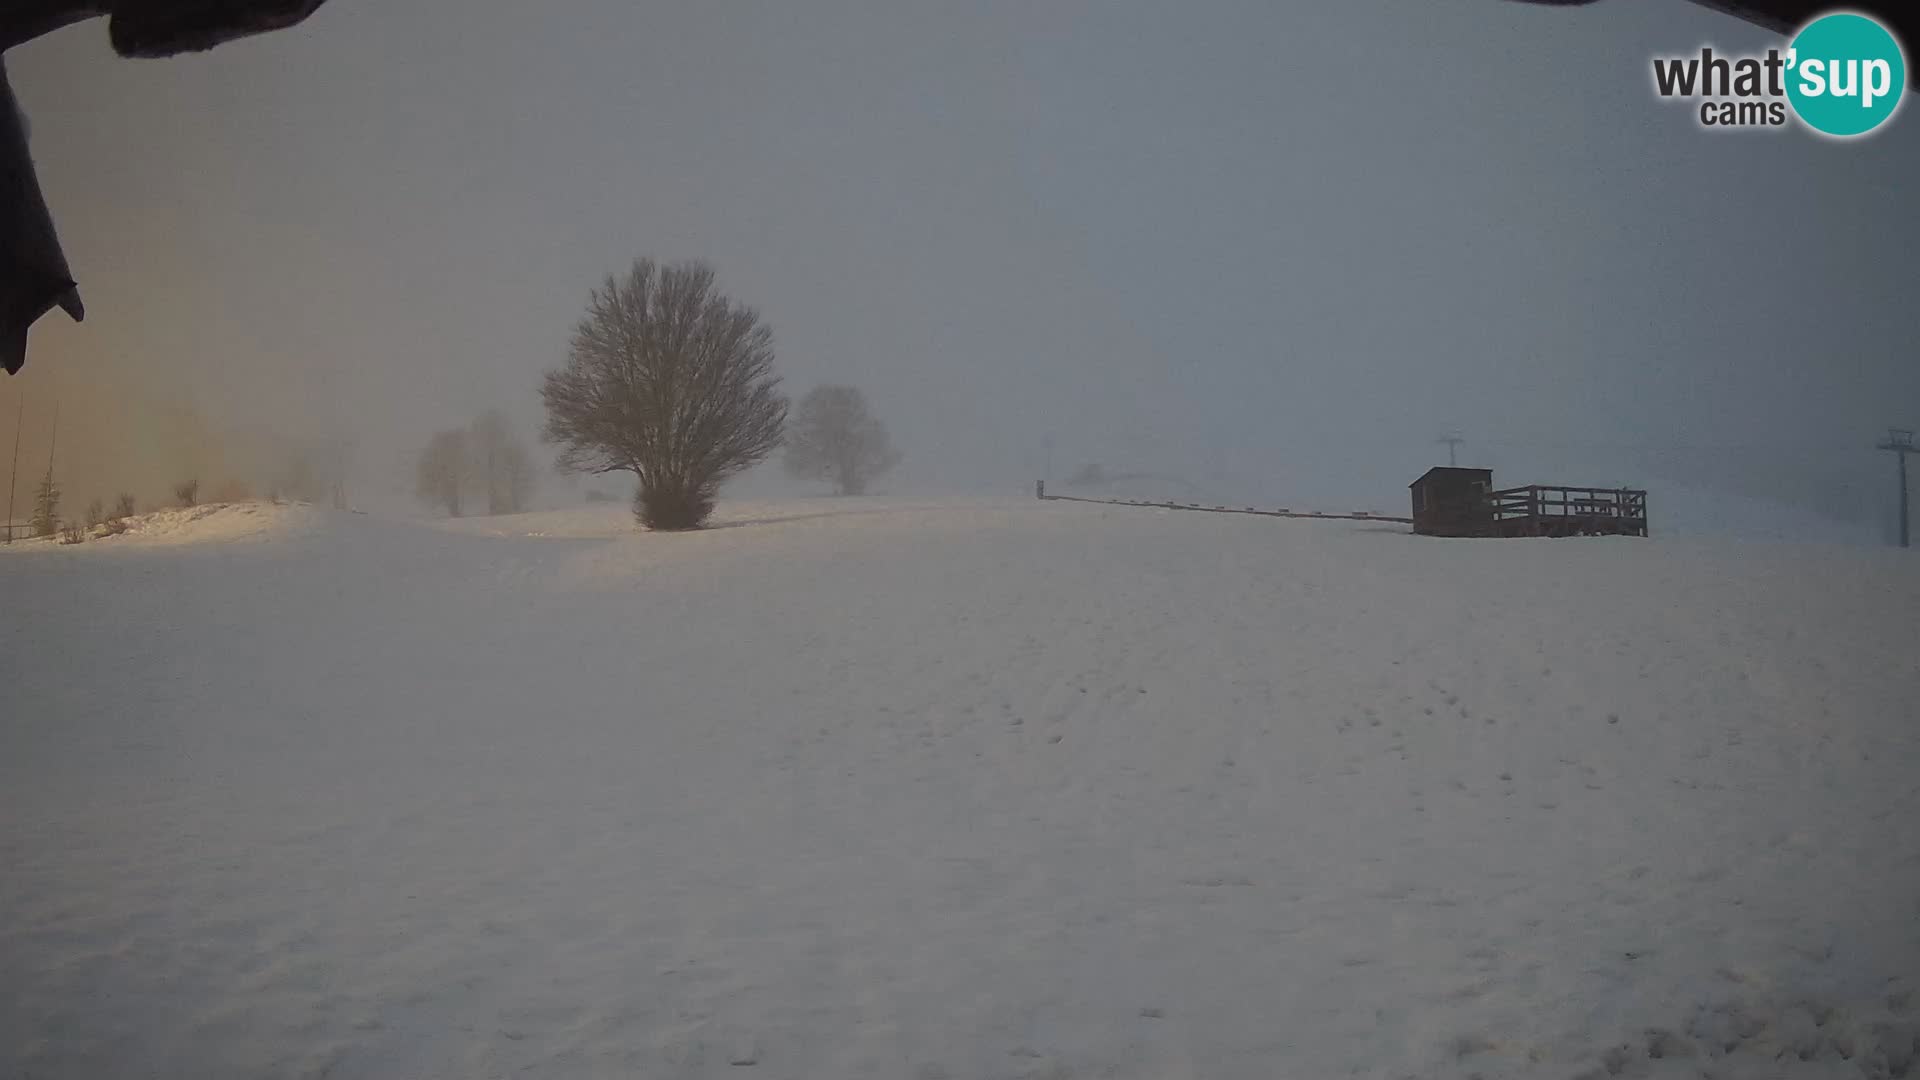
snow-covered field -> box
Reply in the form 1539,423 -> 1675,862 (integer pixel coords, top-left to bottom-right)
3,497 -> 1918,1079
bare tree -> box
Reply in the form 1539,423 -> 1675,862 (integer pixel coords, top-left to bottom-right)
542,259 -> 786,530
1066,463 -> 1109,487
275,449 -> 319,503
173,478 -> 198,507
415,428 -> 470,517
783,384 -> 901,496
468,410 -> 535,514
277,438 -> 351,508
499,439 -> 533,513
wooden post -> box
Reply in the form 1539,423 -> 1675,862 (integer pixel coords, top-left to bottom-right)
1036,479 -> 1045,500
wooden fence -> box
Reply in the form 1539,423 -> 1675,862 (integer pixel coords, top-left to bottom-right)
1483,485 -> 1648,537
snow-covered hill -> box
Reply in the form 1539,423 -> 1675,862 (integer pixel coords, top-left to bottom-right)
0,501 -> 325,551
3,497 -> 1917,1079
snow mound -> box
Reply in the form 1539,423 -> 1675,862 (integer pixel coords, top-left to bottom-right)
99,501 -> 325,546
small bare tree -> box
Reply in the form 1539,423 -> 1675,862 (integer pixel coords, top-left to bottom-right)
270,438 -> 351,508
783,384 -> 901,495
415,428 -> 471,517
542,259 -> 786,530
174,478 -> 199,507
108,492 -> 135,534
30,473 -> 59,537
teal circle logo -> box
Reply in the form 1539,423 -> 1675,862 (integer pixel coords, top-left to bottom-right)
1786,12 -> 1906,137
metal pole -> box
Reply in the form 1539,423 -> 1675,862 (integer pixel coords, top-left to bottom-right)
1901,448 -> 1910,549
1879,428 -> 1915,549
6,393 -> 20,543
42,401 -> 57,538
45,400 -> 57,483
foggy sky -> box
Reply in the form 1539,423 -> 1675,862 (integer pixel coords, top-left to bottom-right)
5,1 -> 1918,534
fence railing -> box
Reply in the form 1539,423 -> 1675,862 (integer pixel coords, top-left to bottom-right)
1486,485 -> 1647,522
1037,482 -> 1413,525
1475,485 -> 1649,537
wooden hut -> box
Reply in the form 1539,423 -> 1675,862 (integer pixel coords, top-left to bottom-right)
1410,467 -> 1649,538
1409,467 -> 1493,537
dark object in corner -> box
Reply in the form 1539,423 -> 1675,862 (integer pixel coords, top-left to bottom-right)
2,1 -> 329,57
0,58 -> 82,376
0,0 -> 327,375
1504,0 -> 1918,68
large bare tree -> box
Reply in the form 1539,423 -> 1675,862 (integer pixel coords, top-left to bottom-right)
542,259 -> 786,530
783,384 -> 900,496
